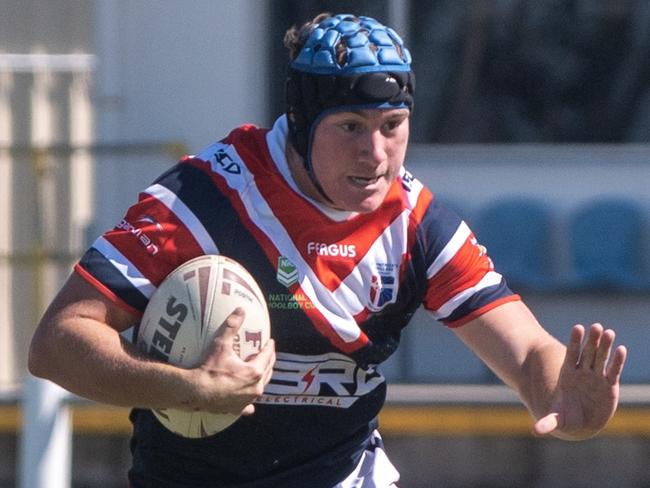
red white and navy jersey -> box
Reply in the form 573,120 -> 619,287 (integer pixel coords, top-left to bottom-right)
76,116 -> 519,487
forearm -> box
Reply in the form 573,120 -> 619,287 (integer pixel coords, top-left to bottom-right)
30,271 -> 273,416
29,315 -> 197,409
516,334 -> 566,421
454,301 -> 566,420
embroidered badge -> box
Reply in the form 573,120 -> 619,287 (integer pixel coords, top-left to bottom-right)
368,263 -> 398,311
277,256 -> 298,288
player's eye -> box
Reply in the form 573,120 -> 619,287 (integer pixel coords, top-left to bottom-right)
384,117 -> 405,131
341,122 -> 359,132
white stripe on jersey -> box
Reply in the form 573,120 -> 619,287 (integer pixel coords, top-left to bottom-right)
298,277 -> 363,343
199,143 -> 369,344
143,183 -> 219,255
91,236 -> 156,298
335,209 -> 409,312
427,270 -> 503,320
426,220 -> 472,279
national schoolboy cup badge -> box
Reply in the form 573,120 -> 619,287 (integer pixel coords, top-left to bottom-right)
277,256 -> 298,287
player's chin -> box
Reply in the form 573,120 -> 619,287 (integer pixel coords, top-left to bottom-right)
358,186 -> 393,212
344,195 -> 387,213
331,184 -> 391,213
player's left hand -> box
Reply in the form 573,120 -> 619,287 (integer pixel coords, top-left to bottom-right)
533,323 -> 627,440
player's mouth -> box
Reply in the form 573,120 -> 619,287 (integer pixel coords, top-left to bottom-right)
349,175 -> 382,186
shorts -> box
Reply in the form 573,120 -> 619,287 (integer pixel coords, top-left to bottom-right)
334,430 -> 400,488
128,429 -> 399,488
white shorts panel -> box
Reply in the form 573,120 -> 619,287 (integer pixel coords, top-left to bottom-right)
334,430 -> 400,488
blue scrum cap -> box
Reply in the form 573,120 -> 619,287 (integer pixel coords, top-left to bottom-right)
286,14 -> 415,167
290,14 -> 412,74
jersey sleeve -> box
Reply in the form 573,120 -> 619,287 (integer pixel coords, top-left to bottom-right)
419,198 -> 520,327
74,161 -> 220,316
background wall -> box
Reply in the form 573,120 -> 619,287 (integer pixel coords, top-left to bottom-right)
2,1 -> 650,487
93,0 -> 270,149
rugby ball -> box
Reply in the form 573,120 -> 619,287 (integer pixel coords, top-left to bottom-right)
136,254 -> 270,438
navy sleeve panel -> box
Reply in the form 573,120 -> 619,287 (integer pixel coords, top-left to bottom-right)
77,247 -> 149,312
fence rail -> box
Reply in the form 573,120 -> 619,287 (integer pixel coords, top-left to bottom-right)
0,141 -> 187,158
3,381 -> 650,487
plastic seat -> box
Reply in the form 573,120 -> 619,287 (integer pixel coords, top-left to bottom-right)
473,197 -> 557,291
569,198 -> 649,292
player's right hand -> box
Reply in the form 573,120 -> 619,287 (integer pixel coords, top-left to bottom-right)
187,308 -> 275,415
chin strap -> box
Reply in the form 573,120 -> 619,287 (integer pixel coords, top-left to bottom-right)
304,158 -> 335,205
288,139 -> 335,205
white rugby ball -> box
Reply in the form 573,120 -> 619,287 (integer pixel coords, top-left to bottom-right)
136,254 -> 270,438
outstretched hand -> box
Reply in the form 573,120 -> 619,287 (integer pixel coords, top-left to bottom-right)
533,323 -> 627,440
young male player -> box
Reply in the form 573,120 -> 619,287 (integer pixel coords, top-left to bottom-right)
29,13 -> 626,488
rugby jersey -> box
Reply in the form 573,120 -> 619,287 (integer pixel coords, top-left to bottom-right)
75,116 -> 519,487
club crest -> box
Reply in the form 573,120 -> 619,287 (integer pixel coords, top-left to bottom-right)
368,263 -> 398,311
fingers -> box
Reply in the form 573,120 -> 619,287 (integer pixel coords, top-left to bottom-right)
565,324 -> 585,366
258,339 -> 276,385
606,345 -> 627,385
539,323 -> 627,441
593,327 -> 614,373
217,307 -> 246,340
241,404 -> 256,416
192,308 -> 275,415
533,412 -> 559,437
201,308 -> 245,361
252,338 -> 276,364
576,323 -> 602,369
566,322 -> 627,386
241,342 -> 276,416
248,339 -> 276,393
573,323 -> 625,378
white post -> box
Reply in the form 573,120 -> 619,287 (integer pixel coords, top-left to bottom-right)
68,70 -> 95,251
5,51 -> 97,488
0,69 -> 15,387
19,376 -> 72,488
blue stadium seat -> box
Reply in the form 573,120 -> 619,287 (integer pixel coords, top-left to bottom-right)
569,198 -> 649,292
473,197 -> 557,291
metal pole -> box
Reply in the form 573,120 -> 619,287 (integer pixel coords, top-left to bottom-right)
0,66 -> 14,387
12,52 -> 96,488
19,376 -> 72,488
